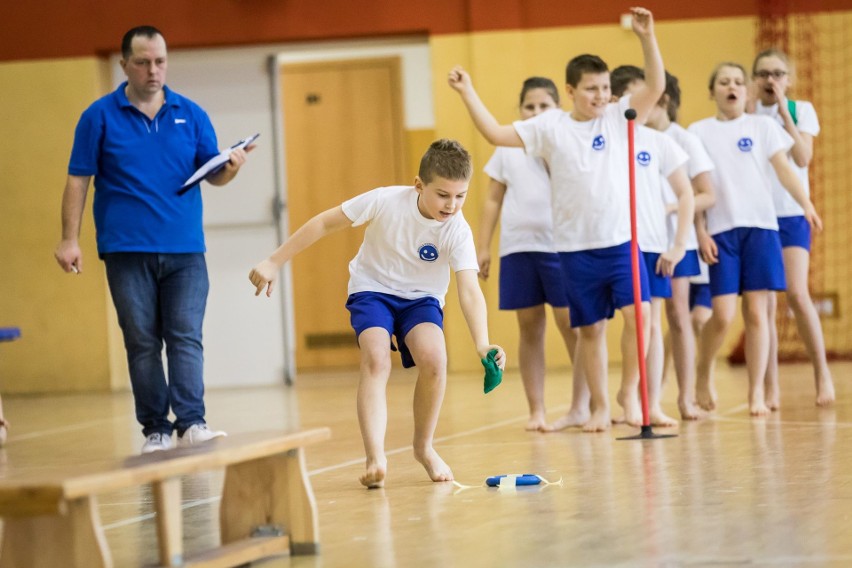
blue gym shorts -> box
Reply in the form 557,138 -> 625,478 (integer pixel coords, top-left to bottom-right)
672,249 -> 701,278
642,252 -> 672,299
708,227 -> 786,297
499,252 -> 570,310
345,291 -> 443,368
689,283 -> 712,310
778,215 -> 811,252
558,241 -> 650,328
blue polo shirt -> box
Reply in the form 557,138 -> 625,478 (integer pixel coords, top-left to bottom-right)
68,82 -> 220,254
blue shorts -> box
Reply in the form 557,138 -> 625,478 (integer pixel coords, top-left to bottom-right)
778,215 -> 811,251
642,252 -> 672,299
558,241 -> 650,328
672,249 -> 701,278
345,292 -> 443,368
499,252 -> 570,310
689,283 -> 712,310
708,228 -> 786,296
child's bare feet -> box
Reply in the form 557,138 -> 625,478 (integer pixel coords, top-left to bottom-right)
816,371 -> 835,407
649,407 -> 678,427
359,458 -> 387,489
414,447 -> 453,482
525,411 -> 548,432
695,385 -> 717,411
764,379 -> 780,411
544,407 -> 590,432
0,418 -> 8,447
677,399 -> 705,421
749,400 -> 771,417
582,408 -> 611,433
616,389 -> 643,427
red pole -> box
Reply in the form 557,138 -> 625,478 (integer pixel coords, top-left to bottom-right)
626,109 -> 651,428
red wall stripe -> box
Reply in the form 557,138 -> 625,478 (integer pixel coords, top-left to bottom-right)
2,0 -> 850,62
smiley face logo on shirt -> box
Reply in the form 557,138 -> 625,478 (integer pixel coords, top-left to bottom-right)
636,151 -> 652,167
418,243 -> 439,262
737,137 -> 754,152
592,135 -> 606,151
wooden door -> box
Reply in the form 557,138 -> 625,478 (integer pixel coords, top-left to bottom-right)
280,58 -> 406,370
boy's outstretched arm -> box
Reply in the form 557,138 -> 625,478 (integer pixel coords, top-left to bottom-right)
625,7 -> 664,123
249,206 -> 351,297
769,151 -> 823,231
455,269 -> 506,368
448,66 -> 524,148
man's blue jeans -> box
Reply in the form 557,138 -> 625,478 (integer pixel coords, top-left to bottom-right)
103,253 -> 209,437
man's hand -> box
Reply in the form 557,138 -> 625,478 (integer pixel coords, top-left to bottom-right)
55,239 -> 82,274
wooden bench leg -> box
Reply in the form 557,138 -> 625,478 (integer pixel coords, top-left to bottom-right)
153,477 -> 183,567
0,496 -> 112,568
220,448 -> 320,555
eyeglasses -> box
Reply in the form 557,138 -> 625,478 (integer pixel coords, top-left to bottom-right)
754,70 -> 788,80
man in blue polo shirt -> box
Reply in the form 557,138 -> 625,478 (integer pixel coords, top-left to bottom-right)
54,26 -> 252,454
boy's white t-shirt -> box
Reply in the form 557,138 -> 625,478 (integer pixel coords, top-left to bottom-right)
688,114 -> 793,236
662,122 -> 716,250
341,185 -> 478,307
483,147 -> 555,257
633,125 -> 689,253
755,100 -> 820,217
513,96 -> 633,252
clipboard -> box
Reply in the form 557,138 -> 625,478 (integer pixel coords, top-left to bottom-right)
177,133 -> 259,195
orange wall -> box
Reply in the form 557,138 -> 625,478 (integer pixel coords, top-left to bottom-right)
3,0 -> 850,62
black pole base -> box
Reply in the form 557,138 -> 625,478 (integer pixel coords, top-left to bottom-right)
616,425 -> 678,440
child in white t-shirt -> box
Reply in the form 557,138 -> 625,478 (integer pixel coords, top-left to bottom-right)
478,77 -> 587,432
750,48 -> 834,408
449,7 -> 665,432
689,62 -> 821,416
249,139 -> 505,488
628,68 -> 718,421
610,65 -> 694,428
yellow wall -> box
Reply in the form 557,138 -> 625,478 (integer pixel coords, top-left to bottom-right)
0,57 -> 114,393
435,16 -> 756,372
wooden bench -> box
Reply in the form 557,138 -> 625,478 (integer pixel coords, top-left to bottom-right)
0,427 -> 331,567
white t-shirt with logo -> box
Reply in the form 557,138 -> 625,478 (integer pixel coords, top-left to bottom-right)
634,125 -> 689,253
688,114 -> 793,235
662,123 -> 715,249
513,96 -> 634,252
483,147 -> 555,257
341,185 -> 478,307
755,100 -> 819,217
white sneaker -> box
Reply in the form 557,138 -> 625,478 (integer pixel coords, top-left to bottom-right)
141,432 -> 173,454
178,424 -> 227,447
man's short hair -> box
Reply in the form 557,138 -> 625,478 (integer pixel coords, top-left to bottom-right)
121,26 -> 164,59
418,139 -> 472,184
565,54 -> 609,87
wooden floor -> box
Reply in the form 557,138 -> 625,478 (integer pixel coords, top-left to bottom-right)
1,361 -> 851,567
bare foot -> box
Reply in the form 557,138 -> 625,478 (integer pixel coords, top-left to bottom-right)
544,408 -> 591,432
0,418 -> 7,447
359,458 -> 387,489
414,447 -> 453,482
616,389 -> 643,427
526,411 -> 548,432
649,407 -> 678,427
582,408 -> 611,433
677,400 -> 705,421
695,385 -> 717,412
764,382 -> 780,411
816,372 -> 835,407
749,400 -> 771,417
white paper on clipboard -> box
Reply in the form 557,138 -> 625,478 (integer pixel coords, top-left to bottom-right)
178,133 -> 259,194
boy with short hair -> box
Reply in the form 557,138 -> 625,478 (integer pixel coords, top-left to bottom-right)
448,7 -> 664,432
249,139 -> 505,487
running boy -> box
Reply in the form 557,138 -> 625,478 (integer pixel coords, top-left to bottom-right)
449,7 -> 664,431
249,139 -> 505,488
